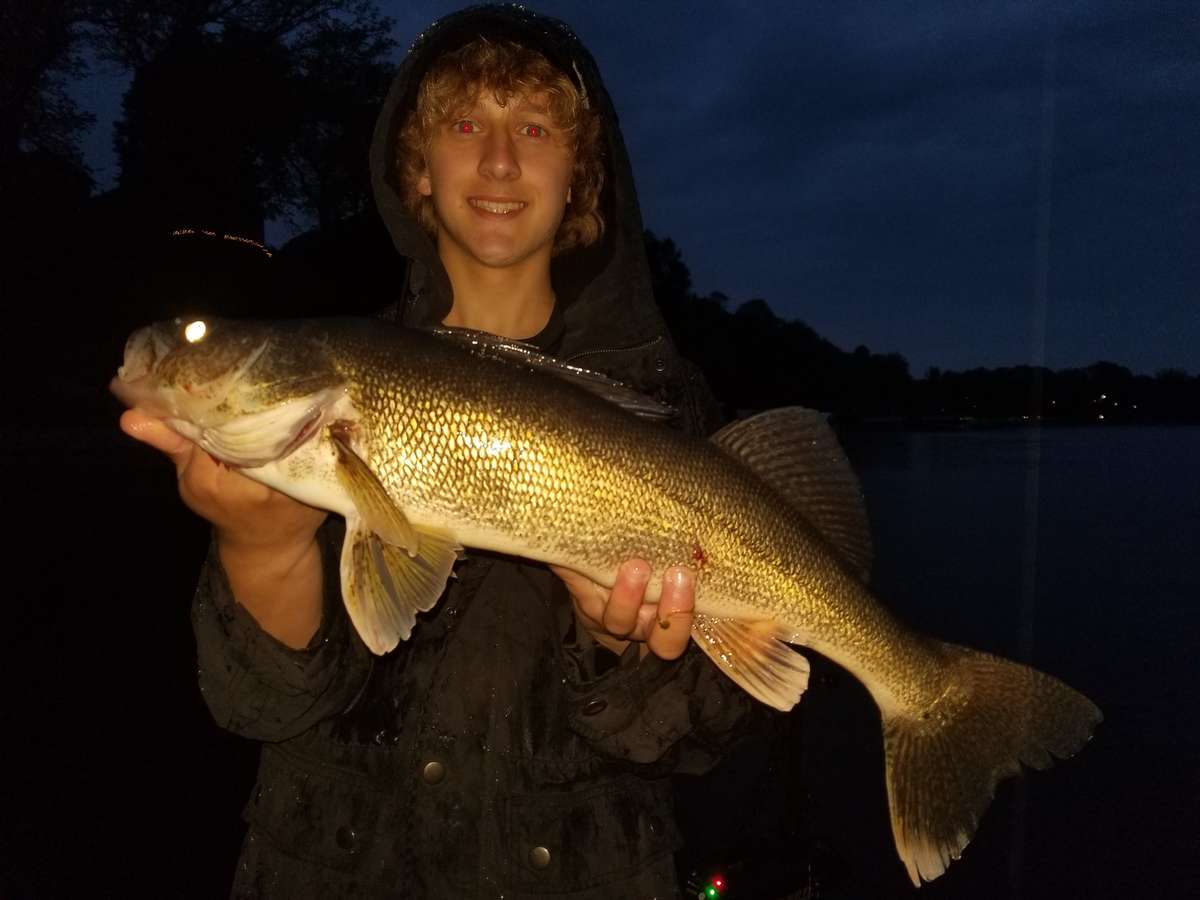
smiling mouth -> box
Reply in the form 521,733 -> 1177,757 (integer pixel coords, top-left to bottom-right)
469,198 -> 526,214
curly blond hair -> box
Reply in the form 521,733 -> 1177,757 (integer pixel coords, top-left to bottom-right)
395,38 -> 604,254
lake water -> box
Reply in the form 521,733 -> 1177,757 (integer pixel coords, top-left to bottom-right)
672,426 -> 1197,900
768,425 -> 1199,900
3,424 -> 1197,897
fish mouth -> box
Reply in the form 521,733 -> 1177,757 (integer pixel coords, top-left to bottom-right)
468,197 -> 526,215
108,372 -> 171,418
109,325 -> 177,416
110,321 -> 321,465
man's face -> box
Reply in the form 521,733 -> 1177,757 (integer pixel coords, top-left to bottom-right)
417,90 -> 574,273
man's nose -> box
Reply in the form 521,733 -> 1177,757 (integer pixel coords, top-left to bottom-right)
478,130 -> 521,181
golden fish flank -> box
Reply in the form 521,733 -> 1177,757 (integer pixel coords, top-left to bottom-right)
111,317 -> 1101,886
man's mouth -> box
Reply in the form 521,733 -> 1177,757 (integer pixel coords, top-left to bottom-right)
469,197 -> 526,215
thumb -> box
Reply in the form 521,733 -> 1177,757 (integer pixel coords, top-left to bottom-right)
120,409 -> 193,469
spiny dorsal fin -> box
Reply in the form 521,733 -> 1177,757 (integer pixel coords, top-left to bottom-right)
425,326 -> 675,422
690,614 -> 811,712
711,407 -> 872,579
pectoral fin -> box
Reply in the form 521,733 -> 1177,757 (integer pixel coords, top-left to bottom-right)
329,424 -> 417,552
328,423 -> 462,654
691,614 -> 811,712
341,514 -> 462,655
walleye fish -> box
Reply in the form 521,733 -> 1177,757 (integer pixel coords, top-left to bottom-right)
111,316 -> 1101,885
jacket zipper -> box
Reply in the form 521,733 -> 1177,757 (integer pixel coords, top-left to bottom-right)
564,334 -> 664,364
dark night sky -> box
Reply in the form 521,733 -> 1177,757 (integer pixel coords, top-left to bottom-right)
73,1 -> 1199,376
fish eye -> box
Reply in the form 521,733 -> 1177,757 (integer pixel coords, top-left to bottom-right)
184,320 -> 208,343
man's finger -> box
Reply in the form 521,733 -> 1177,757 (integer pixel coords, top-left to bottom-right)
646,565 -> 695,660
551,564 -> 606,630
602,558 -> 649,638
120,409 -> 193,467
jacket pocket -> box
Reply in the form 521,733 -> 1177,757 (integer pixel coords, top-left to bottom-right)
502,776 -> 681,893
242,746 -> 383,874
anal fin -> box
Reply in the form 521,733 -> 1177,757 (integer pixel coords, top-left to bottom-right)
691,613 -> 810,711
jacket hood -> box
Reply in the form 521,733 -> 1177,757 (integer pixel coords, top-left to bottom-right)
369,3 -> 671,361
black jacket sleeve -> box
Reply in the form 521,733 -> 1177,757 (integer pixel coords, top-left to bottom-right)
191,519 -> 373,742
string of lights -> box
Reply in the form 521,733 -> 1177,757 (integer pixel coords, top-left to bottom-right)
170,228 -> 273,258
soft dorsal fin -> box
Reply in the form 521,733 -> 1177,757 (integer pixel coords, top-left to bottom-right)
711,407 -> 873,579
425,326 -> 676,422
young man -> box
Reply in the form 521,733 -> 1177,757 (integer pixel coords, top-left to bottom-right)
122,6 -> 755,897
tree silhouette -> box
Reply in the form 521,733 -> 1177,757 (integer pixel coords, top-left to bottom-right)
88,0 -> 392,71
643,231 -> 1197,421
643,231 -> 915,416
114,26 -> 298,236
1,1 -> 95,167
106,1 -> 394,235
282,15 -> 395,230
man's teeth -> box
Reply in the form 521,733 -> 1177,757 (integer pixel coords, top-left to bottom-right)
470,198 -> 525,214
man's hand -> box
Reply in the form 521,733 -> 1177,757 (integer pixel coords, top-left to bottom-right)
119,409 -> 327,549
119,409 -> 328,648
551,560 -> 695,661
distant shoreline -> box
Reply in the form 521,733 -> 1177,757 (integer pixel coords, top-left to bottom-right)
831,415 -> 1200,430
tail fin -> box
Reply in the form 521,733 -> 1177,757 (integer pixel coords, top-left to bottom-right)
882,641 -> 1101,886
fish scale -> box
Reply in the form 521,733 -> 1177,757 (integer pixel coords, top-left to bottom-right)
358,343 -> 783,609
112,316 -> 1101,886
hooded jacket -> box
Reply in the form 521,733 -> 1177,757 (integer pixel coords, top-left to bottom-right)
369,5 -> 719,419
192,6 -> 755,898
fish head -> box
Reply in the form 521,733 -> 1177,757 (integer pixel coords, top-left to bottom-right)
111,317 -> 346,467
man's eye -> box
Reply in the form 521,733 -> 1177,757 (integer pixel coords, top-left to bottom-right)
452,120 -> 477,134
521,123 -> 548,138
